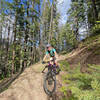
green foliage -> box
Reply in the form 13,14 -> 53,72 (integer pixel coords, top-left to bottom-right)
60,60 -> 70,71
88,64 -> 100,71
58,23 -> 78,51
0,0 -> 42,80
92,21 -> 100,35
50,38 -> 57,48
60,86 -> 67,96
60,60 -> 100,100
0,0 -> 60,81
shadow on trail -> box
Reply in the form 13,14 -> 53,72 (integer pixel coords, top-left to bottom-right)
0,68 -> 25,93
47,92 -> 59,100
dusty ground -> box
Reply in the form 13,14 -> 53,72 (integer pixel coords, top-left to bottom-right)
0,64 -> 47,100
0,55 -> 67,100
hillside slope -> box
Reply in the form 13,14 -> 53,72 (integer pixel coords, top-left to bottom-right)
64,34 -> 100,71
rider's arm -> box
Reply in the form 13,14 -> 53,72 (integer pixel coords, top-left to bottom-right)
43,51 -> 49,61
53,48 -> 58,59
55,51 -> 58,59
43,54 -> 47,61
55,51 -> 58,60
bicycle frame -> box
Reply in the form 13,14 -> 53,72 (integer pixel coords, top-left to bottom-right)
42,61 -> 56,73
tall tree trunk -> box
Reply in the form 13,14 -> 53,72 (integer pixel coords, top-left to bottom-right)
49,4 -> 53,43
24,0 -> 29,68
0,26 -> 2,62
20,49 -> 23,71
7,25 -> 10,52
6,24 -> 10,76
31,0 -> 35,63
38,0 -> 43,61
12,22 -> 16,76
91,0 -> 98,21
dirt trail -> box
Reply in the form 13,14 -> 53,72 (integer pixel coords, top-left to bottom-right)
0,55 -> 67,100
0,64 -> 47,100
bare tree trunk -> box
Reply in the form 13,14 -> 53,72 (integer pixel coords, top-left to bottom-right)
12,19 -> 17,76
33,46 -> 36,62
5,24 -> 10,77
31,0 -> 35,64
38,0 -> 43,61
75,17 -> 79,40
24,0 -> 29,68
20,49 -> 23,71
49,4 -> 53,43
6,25 -> 10,60
91,0 -> 98,21
0,26 -> 2,62
12,50 -> 15,75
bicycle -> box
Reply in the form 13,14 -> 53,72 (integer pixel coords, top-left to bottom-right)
42,60 -> 60,96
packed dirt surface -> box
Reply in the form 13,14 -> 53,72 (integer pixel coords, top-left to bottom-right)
0,55 -> 66,100
0,64 -> 46,100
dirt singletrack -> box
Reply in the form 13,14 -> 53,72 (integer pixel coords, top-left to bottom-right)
0,63 -> 47,100
0,55 -> 67,100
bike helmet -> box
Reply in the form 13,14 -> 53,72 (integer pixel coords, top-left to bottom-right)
46,44 -> 51,48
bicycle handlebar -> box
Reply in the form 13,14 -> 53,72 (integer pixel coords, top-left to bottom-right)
42,61 -> 49,64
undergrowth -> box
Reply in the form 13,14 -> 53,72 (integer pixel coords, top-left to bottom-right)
59,61 -> 100,100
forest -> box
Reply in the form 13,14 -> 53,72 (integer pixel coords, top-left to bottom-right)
0,0 -> 100,100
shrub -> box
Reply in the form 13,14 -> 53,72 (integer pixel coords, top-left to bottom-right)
60,61 -> 100,100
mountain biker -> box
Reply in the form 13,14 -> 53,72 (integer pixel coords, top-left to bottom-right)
42,44 -> 60,70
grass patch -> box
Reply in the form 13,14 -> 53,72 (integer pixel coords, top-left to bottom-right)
59,60 -> 100,100
59,60 -> 70,71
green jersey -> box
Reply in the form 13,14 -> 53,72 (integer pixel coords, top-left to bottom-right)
46,48 -> 56,57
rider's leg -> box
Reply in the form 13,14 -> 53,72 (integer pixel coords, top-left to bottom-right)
54,60 -> 60,74
54,59 -> 59,67
54,58 -> 61,72
50,60 -> 53,65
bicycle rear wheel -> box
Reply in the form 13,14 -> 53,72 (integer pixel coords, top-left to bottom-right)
43,71 -> 56,96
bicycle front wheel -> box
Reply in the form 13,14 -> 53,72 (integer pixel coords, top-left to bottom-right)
43,71 -> 56,96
